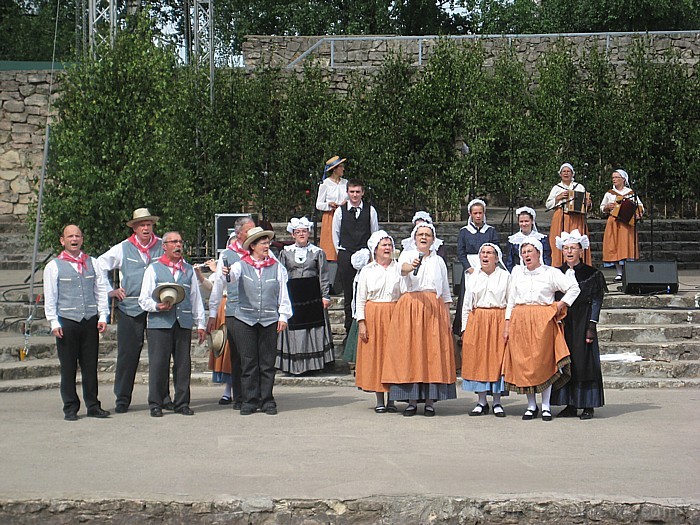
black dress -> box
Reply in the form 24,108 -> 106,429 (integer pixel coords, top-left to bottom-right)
552,262 -> 607,408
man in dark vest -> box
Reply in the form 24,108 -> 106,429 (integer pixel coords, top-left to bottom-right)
43,224 -> 111,421
138,231 -> 206,417
98,208 -> 171,414
332,179 -> 379,334
207,215 -> 255,410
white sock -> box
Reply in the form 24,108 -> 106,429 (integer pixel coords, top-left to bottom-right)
526,393 -> 537,411
615,262 -> 623,276
223,383 -> 232,398
541,386 -> 552,412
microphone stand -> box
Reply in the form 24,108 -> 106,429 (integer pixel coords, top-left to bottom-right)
260,168 -> 271,230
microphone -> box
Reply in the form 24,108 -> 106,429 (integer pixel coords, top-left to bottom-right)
413,252 -> 425,276
223,256 -> 231,283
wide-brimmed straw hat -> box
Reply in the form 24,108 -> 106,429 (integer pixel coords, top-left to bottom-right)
127,208 -> 160,227
151,283 -> 185,306
242,226 -> 275,250
325,156 -> 346,172
209,324 -> 227,358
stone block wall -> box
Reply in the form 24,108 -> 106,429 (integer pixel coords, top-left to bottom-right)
0,71 -> 60,219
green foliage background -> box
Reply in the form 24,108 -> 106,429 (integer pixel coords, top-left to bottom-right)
38,25 -> 700,254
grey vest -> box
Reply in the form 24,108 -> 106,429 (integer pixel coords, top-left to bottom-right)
119,239 -> 163,317
222,248 -> 242,316
55,258 -> 99,322
234,262 -> 280,327
147,261 -> 195,330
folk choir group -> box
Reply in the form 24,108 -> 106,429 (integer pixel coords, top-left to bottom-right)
44,158 -> 642,421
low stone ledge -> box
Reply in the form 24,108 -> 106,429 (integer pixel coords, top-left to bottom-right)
0,496 -> 698,524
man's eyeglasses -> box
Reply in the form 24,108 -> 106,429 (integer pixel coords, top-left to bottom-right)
164,240 -> 184,244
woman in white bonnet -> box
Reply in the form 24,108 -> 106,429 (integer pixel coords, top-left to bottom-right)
505,206 -> 552,271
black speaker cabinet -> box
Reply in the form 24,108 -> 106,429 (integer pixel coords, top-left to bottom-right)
623,261 -> 679,294
214,213 -> 251,255
327,261 -> 342,295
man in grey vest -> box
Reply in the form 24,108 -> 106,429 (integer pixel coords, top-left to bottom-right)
98,208 -> 170,414
207,216 -> 254,410
43,225 -> 111,421
139,231 -> 206,417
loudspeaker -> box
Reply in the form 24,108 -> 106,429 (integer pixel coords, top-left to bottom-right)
327,261 -> 342,295
452,261 -> 464,297
214,213 -> 251,255
623,261 -> 678,295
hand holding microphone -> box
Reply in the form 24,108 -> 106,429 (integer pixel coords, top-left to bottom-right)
413,252 -> 425,276
223,256 -> 231,282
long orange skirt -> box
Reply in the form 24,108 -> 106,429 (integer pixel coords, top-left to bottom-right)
319,211 -> 337,261
381,291 -> 456,385
207,297 -> 232,377
355,301 -> 396,393
503,304 -> 571,393
602,215 -> 638,262
549,208 -> 592,267
461,307 -> 506,383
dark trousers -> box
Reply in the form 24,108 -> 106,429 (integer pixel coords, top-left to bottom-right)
146,323 -> 192,410
232,318 -> 277,411
225,316 -> 243,404
115,311 -> 171,408
337,249 -> 357,334
56,315 -> 100,415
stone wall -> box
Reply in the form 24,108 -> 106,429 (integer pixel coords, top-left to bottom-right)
0,71 -> 59,219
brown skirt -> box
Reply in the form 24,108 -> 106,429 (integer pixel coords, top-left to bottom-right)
503,304 -> 571,394
319,211 -> 337,262
355,301 -> 396,393
549,208 -> 592,267
208,297 -> 232,375
381,291 -> 456,385
602,214 -> 638,262
461,307 -> 506,383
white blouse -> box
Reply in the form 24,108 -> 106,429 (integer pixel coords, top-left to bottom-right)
600,186 -> 645,214
545,181 -> 587,210
460,266 -> 510,332
355,261 -> 401,321
505,265 -> 580,319
315,177 -> 348,212
398,249 -> 452,303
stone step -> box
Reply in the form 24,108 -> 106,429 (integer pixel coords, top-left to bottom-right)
599,341 -> 700,361
601,376 -> 700,389
602,294 -> 698,309
597,324 -> 699,343
599,308 -> 698,325
600,359 -> 700,379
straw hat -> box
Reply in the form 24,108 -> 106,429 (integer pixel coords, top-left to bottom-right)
151,283 -> 186,306
242,226 -> 275,250
209,324 -> 227,358
127,208 -> 160,227
325,156 -> 346,172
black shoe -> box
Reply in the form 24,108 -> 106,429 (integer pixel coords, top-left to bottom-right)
218,396 -> 232,405
424,405 -> 436,417
175,406 -> 194,416
403,405 -> 418,417
493,404 -> 506,418
263,406 -> 278,415
468,403 -> 489,416
374,405 -> 387,414
542,409 -> 553,421
240,406 -> 257,415
150,407 -> 163,418
115,405 -> 128,414
580,408 -> 594,420
386,403 -> 397,413
557,405 -> 578,418
522,406 -> 539,420
233,401 -> 242,411
64,412 -> 78,421
87,407 -> 111,418
163,402 -> 176,411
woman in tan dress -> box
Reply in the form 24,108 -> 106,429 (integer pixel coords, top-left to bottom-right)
600,169 -> 644,281
355,230 -> 401,413
503,238 -> 580,421
315,156 -> 347,261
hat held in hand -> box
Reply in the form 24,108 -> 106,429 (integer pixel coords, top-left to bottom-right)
152,283 -> 186,306
209,324 -> 227,358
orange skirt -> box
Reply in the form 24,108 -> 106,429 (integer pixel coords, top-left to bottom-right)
319,211 -> 337,261
461,307 -> 506,383
355,301 -> 396,393
503,304 -> 571,393
602,215 -> 638,262
381,291 -> 456,385
549,208 -> 592,267
208,297 -> 232,376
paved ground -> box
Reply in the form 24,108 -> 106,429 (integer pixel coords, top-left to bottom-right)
0,384 -> 698,504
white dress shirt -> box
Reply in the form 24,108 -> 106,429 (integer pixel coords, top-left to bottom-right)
331,201 -> 380,251
43,257 -> 110,331
97,239 -> 152,293
398,249 -> 452,303
461,266 -> 510,332
355,260 -> 401,321
224,261 -> 293,323
505,265 -> 580,319
138,264 -> 206,330
315,177 -> 348,212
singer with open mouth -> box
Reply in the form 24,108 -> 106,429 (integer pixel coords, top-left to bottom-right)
381,223 -> 456,417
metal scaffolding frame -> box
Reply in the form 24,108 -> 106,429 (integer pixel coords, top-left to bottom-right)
193,0 -> 215,105
88,0 -> 117,58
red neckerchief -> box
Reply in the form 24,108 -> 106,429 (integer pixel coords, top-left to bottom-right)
226,240 -> 248,258
241,253 -> 276,270
58,251 -> 89,274
128,233 -> 160,262
158,254 -> 184,277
